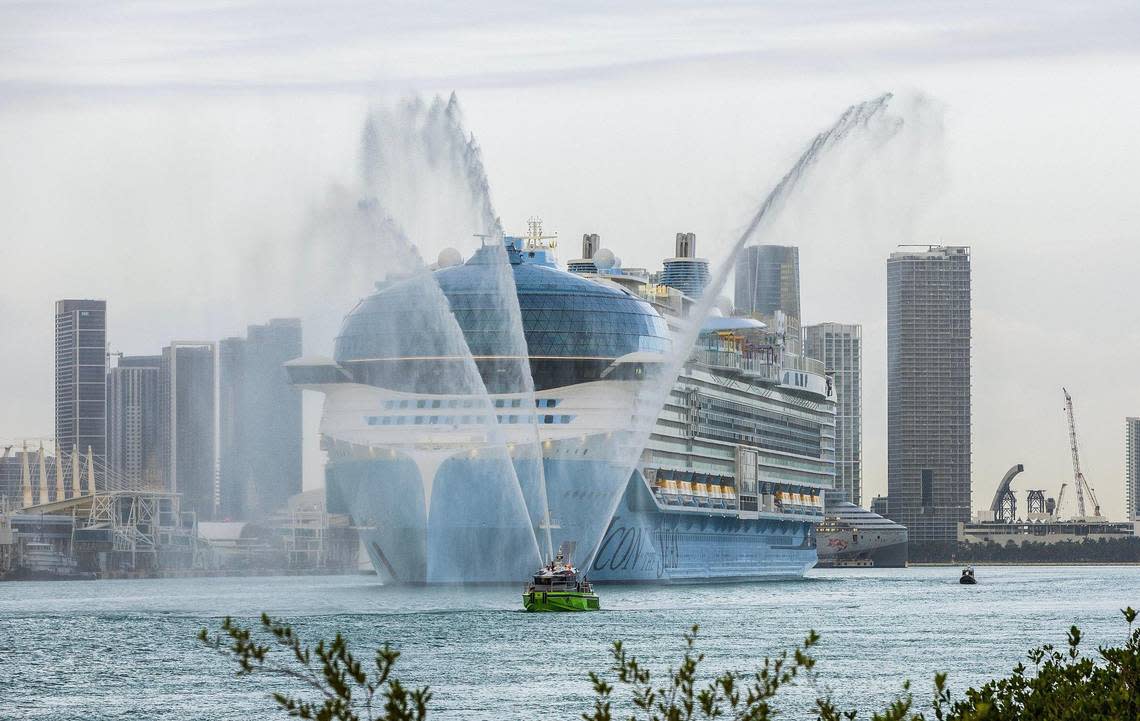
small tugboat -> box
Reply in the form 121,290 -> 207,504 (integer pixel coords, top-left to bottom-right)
959,566 -> 977,585
523,545 -> 600,612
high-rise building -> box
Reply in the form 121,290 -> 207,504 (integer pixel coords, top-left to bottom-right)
734,245 -> 801,349
159,342 -> 216,521
1127,417 -> 1140,522
886,245 -> 971,543
106,355 -> 162,487
219,319 -> 303,521
804,323 -> 862,505
55,299 -> 107,482
870,495 -> 889,517
659,232 -> 710,298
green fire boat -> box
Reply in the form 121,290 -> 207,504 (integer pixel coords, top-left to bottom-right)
522,549 -> 599,612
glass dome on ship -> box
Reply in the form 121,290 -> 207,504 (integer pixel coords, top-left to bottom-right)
288,226 -> 671,584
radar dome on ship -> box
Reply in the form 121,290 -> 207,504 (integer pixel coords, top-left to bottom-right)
593,248 -> 616,270
437,247 -> 463,268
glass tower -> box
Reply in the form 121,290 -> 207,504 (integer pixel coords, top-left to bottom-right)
1127,417 -> 1140,522
55,299 -> 107,483
159,342 -> 217,521
734,246 -> 801,350
804,323 -> 862,506
219,319 -> 303,521
106,355 -> 163,487
886,246 -> 971,543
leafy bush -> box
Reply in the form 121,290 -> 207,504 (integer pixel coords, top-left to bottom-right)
200,608 -> 1140,720
908,537 -> 1140,564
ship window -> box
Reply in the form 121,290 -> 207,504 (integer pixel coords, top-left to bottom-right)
416,400 -> 426,409
544,414 -> 554,424
414,417 -> 424,425
431,400 -> 441,409
560,415 -> 572,424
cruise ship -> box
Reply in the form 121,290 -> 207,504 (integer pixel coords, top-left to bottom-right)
814,498 -> 908,567
289,223 -> 835,583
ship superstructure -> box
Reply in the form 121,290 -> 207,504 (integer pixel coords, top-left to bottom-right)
291,224 -> 836,584
815,499 -> 908,568
569,245 -> 834,581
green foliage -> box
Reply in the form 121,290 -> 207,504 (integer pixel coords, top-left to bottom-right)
909,537 -> 1140,564
922,606 -> 1140,721
583,624 -> 825,721
203,608 -> 1140,721
197,613 -> 430,721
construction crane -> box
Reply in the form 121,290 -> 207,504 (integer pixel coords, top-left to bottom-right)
1062,388 -> 1101,518
1054,483 -> 1068,518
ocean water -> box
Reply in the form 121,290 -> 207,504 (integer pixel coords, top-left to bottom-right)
2,565 -> 1137,720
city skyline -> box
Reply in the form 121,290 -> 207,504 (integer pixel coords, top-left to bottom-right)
2,2 -> 1140,518
4,6 -> 1140,718
6,231 -> 1139,522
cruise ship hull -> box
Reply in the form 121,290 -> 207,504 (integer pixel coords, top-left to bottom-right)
814,500 -> 908,568
589,476 -> 817,583
331,453 -> 819,584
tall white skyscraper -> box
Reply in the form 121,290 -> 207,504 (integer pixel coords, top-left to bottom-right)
804,323 -> 862,506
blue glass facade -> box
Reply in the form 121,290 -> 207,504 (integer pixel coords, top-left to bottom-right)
334,244 -> 670,391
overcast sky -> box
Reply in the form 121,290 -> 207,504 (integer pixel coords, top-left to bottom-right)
2,1 -> 1138,516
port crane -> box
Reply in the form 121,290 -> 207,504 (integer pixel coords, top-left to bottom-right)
1062,388 -> 1101,519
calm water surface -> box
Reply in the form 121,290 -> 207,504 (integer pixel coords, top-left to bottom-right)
3,566 -> 1138,720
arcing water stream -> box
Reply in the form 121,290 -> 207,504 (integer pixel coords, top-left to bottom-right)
290,90 -> 940,582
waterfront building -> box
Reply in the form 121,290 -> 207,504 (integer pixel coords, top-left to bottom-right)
159,342 -> 217,521
106,356 -> 162,487
959,518 -> 1134,546
804,323 -> 862,505
734,245 -> 801,349
886,245 -> 971,543
1128,417 -> 1140,522
658,232 -> 710,298
289,228 -> 834,584
55,299 -> 107,483
219,319 -> 303,521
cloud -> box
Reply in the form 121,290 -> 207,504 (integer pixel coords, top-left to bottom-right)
1,2 -> 1138,101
